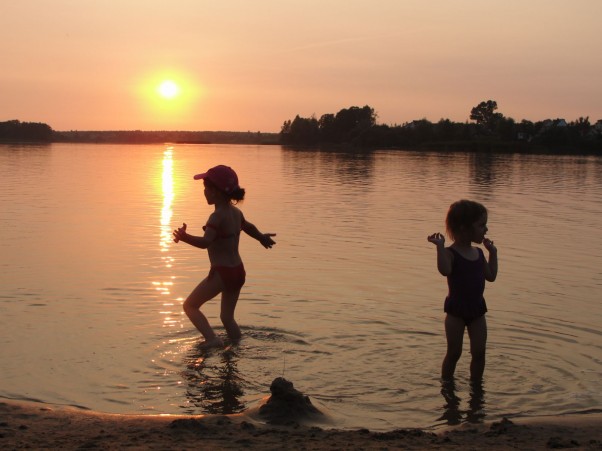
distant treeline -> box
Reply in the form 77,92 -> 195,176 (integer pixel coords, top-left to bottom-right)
280,102 -> 602,153
52,130 -> 279,145
3,101 -> 602,153
0,121 -> 279,145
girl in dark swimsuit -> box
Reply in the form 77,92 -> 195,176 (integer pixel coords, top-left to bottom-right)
173,165 -> 276,349
428,200 -> 498,381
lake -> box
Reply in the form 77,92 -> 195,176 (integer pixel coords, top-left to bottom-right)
1,142 -> 601,431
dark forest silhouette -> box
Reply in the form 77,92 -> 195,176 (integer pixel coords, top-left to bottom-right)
0,120 -> 53,142
279,101 -> 602,153
2,100 -> 601,153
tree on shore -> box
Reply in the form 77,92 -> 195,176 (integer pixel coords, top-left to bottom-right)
280,105 -> 377,145
470,100 -> 503,132
0,120 -> 53,142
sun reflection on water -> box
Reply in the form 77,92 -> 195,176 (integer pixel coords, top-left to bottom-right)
155,146 -> 179,328
160,146 -> 174,258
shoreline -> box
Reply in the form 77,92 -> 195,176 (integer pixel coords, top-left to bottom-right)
1,398 -> 600,450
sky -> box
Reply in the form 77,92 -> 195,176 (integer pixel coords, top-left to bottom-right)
1,0 -> 601,132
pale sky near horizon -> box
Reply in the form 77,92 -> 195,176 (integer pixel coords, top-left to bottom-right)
1,0 -> 600,132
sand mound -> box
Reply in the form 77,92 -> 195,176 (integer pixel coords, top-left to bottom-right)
256,377 -> 325,425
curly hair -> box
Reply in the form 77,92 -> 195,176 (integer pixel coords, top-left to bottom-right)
445,200 -> 487,241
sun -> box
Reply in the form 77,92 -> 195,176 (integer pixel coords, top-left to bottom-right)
157,80 -> 180,99
136,71 -> 203,126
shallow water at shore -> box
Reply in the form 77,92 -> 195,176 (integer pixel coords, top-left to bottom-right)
1,143 -> 601,430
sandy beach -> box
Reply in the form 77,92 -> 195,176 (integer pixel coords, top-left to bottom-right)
2,378 -> 601,450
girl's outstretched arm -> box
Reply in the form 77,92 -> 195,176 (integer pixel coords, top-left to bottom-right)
172,222 -> 215,249
483,238 -> 498,282
427,233 -> 453,276
242,219 -> 276,249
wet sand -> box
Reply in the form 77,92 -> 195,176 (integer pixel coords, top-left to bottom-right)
2,380 -> 601,451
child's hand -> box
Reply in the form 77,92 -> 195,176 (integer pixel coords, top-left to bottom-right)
260,233 -> 277,249
483,237 -> 497,253
427,232 -> 445,247
173,223 -> 188,243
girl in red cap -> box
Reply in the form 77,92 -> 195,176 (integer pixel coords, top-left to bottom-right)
173,165 -> 276,348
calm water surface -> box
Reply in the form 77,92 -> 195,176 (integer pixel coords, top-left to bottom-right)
1,143 -> 601,430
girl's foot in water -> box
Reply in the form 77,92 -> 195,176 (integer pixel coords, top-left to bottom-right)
198,336 -> 224,350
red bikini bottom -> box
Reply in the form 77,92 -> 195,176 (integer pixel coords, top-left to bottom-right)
208,263 -> 246,290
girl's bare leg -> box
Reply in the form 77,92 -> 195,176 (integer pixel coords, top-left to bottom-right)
183,276 -> 224,347
467,315 -> 487,381
220,288 -> 242,341
442,314 -> 466,380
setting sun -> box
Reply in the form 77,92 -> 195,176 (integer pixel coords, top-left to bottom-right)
157,80 -> 180,99
135,70 -> 204,128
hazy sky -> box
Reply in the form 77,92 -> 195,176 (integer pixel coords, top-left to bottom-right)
1,0 -> 600,132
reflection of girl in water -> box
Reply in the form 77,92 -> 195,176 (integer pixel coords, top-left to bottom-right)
184,347 -> 245,415
438,379 -> 485,425
428,200 -> 498,381
173,165 -> 276,348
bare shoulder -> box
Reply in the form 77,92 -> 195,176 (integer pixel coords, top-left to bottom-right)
206,210 -> 223,226
231,205 -> 246,223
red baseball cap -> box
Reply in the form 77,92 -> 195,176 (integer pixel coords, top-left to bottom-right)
194,165 -> 239,194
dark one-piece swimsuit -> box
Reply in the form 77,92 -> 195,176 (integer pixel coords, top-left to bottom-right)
444,247 -> 488,325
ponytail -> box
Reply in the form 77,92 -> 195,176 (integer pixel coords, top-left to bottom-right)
229,187 -> 245,204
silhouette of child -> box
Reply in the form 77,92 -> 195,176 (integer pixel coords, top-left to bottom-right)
428,200 -> 498,381
173,165 -> 276,348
